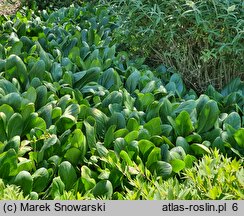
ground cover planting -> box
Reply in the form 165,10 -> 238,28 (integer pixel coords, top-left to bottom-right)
0,1 -> 243,200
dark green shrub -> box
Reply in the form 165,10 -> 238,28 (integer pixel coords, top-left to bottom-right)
106,0 -> 244,92
21,0 -> 84,10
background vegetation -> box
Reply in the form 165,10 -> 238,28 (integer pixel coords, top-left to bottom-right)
105,0 -> 244,92
0,0 -> 243,200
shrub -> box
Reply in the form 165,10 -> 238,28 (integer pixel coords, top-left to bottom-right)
21,0 -> 84,10
106,0 -> 244,92
123,150 -> 244,200
184,149 -> 244,199
0,179 -> 29,200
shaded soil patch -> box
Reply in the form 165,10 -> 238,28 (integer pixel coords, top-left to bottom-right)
0,0 -> 20,15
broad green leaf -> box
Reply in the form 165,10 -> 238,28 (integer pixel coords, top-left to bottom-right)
88,108 -> 108,137
201,128 -> 222,143
144,117 -> 162,136
151,161 -> 172,179
196,94 -> 210,113
24,86 -> 37,103
51,62 -> 63,82
169,73 -> 185,95
17,159 -> 33,173
146,101 -> 161,121
102,91 -> 123,107
126,69 -> 140,93
170,146 -> 186,160
58,161 -> 77,191
108,112 -> 126,130
173,100 -> 197,115
55,115 -> 76,134
104,125 -> 116,148
161,144 -> 170,162
174,111 -> 194,137
170,159 -> 185,173
165,82 -> 177,95
35,85 -> 47,110
29,60 -> 46,81
0,104 -> 14,121
9,41 -> 23,55
71,129 -> 87,158
184,154 -> 197,168
7,113 -> 23,139
50,177 -> 65,199
141,80 -> 157,93
127,140 -> 139,160
92,180 -> 113,199
185,133 -> 202,143
52,107 -> 62,120
161,124 -> 173,137
138,139 -> 155,161
63,103 -> 80,117
150,135 -> 164,147
206,85 -> 223,102
64,148 -> 82,165
14,171 -> 33,195
124,131 -> 139,144
120,150 -> 133,166
146,147 -> 161,168
123,88 -> 135,110
0,79 -> 18,95
22,112 -> 46,135
68,46 -> 80,62
0,149 -> 18,178
197,100 -> 219,133
81,176 -> 96,192
39,44 -> 52,70
127,118 -> 139,132
30,77 -> 42,88
114,138 -> 126,154
73,71 -> 86,84
38,104 -> 52,128
0,92 -> 22,111
224,112 -> 241,130
221,78 -> 241,96
176,137 -> 190,154
32,168 -> 49,193
0,112 -> 7,142
108,103 -> 123,114
98,68 -> 122,90
136,92 -> 154,110
73,67 -> 101,89
162,136 -> 175,148
96,142 -> 108,157
191,143 -> 211,155
212,137 -> 225,152
48,155 -> 62,168
114,128 -> 129,139
84,119 -> 96,150
138,128 -> 151,140
3,135 -> 20,153
40,134 -> 58,153
234,128 -> 244,148
5,54 -> 28,88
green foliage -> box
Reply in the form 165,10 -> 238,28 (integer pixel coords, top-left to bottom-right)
0,1 -> 243,200
21,0 -> 84,10
184,150 -> 244,199
122,150 -> 244,200
106,0 -> 244,92
0,179 -> 29,200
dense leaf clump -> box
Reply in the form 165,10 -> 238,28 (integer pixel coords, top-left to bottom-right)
0,2 -> 243,199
